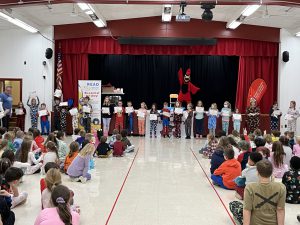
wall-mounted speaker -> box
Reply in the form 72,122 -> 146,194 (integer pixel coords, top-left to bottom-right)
45,48 -> 53,59
282,51 -> 289,62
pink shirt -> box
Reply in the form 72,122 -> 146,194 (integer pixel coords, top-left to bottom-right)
34,207 -> 80,225
293,144 -> 300,157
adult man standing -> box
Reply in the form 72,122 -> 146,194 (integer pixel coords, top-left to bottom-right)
0,86 -> 13,129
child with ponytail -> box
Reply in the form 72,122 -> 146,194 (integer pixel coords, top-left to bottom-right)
35,185 -> 80,225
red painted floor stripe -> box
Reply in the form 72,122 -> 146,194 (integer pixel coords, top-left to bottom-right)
190,148 -> 237,225
105,148 -> 140,225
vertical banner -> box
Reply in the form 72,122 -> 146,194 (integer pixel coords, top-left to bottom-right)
247,78 -> 267,106
78,80 -> 101,132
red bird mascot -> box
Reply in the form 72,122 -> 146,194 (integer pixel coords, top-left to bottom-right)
178,68 -> 200,103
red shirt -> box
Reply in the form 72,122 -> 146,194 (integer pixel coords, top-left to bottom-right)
35,136 -> 46,153
40,178 -> 46,194
113,141 -> 125,156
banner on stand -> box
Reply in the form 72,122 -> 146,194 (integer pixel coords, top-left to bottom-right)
78,80 -> 101,132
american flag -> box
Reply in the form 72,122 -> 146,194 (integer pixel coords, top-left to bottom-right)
56,51 -> 63,91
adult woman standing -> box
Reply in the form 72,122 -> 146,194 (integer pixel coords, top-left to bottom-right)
246,99 -> 260,133
286,101 -> 299,133
102,96 -> 114,136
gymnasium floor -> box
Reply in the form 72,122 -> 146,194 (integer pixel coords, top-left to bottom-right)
13,136 -> 299,225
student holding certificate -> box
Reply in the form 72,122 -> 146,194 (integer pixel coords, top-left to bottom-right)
221,101 -> 232,135
114,100 -> 125,132
286,101 -> 300,133
195,100 -> 205,138
246,99 -> 260,133
126,101 -> 134,135
15,101 -> 26,131
269,102 -> 282,131
149,103 -> 159,138
27,96 -> 40,129
137,102 -> 147,136
232,108 -> 242,133
185,103 -> 193,139
39,103 -> 50,135
173,101 -> 183,138
161,102 -> 171,138
207,103 -> 219,136
102,96 -> 114,136
80,96 -> 93,133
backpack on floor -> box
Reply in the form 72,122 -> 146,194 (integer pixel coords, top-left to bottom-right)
229,201 -> 243,225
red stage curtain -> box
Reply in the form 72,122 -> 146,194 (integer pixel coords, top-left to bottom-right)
62,54 -> 88,106
58,37 -> 278,111
59,37 -> 278,56
235,56 -> 278,113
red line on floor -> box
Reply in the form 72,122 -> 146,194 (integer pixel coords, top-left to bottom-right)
105,148 -> 140,225
190,148 -> 237,225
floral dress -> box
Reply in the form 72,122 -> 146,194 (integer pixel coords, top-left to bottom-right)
287,108 -> 300,133
246,106 -> 260,133
27,97 -> 40,129
282,169 -> 300,204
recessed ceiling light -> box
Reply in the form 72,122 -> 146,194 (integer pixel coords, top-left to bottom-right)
0,12 -> 38,33
227,20 -> 242,29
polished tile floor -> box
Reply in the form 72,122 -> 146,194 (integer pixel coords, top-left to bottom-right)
13,136 -> 299,225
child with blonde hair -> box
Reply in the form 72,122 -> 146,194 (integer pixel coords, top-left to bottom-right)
264,134 -> 273,151
184,103 -> 193,139
293,136 -> 300,157
173,101 -> 183,138
207,103 -> 219,136
41,168 -> 62,209
67,143 -> 95,183
221,101 -> 231,135
137,102 -> 147,136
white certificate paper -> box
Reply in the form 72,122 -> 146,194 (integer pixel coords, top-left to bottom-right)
196,107 -> 204,113
233,114 -> 242,120
149,114 -> 158,120
222,111 -> 230,117
38,110 -> 48,117
69,108 -> 78,116
209,110 -> 218,116
162,111 -> 170,117
15,109 -> 24,115
285,114 -> 293,121
114,107 -> 122,113
83,106 -> 91,113
274,110 -> 281,115
59,102 -> 68,107
174,108 -> 183,114
125,107 -> 134,113
102,107 -> 109,114
137,111 -> 145,118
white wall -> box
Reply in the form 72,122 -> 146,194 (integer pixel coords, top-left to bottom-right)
279,28 -> 300,134
0,27 -> 54,131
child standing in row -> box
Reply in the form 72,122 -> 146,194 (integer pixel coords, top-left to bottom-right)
115,100 -> 125,132
80,96 -> 92,133
15,102 -> 26,131
221,101 -> 231,135
137,102 -> 147,136
53,98 -> 61,131
233,108 -> 242,133
27,96 -> 40,129
173,101 -> 183,138
39,103 -> 50,135
207,103 -> 219,136
195,101 -> 204,139
185,103 -> 193,139
126,101 -> 134,135
161,102 -> 170,138
149,103 -> 159,138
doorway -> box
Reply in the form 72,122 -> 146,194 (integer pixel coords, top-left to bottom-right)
0,78 -> 22,106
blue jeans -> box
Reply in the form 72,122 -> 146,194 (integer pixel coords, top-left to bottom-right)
233,120 -> 241,133
127,113 -> 133,133
211,174 -> 228,189
41,120 -> 50,135
222,121 -> 229,135
162,118 -> 169,127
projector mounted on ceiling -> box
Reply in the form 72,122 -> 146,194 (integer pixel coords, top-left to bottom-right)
176,1 -> 190,22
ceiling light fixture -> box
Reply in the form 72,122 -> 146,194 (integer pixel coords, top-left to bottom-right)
0,12 -> 38,33
176,2 -> 190,22
77,3 -> 106,27
201,3 -> 215,21
162,4 -> 172,22
226,4 -> 261,29
296,32 -> 300,37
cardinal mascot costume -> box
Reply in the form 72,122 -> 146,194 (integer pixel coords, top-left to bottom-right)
178,68 -> 200,104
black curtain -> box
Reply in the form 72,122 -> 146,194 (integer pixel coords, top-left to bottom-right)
89,55 -> 239,109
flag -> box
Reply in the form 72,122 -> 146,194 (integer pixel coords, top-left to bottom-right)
56,51 -> 63,91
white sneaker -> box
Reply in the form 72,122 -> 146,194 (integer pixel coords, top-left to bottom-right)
70,177 -> 80,182
79,176 -> 87,183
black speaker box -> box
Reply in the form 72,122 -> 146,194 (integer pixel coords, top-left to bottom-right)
282,51 -> 289,62
45,48 -> 53,59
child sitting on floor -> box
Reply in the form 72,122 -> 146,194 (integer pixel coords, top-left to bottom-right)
121,129 -> 135,153
211,148 -> 241,190
271,130 -> 281,142
67,143 -> 95,183
81,133 -> 94,149
41,168 -> 62,209
237,141 -> 251,170
113,134 -> 125,157
108,129 -> 119,149
95,136 -> 112,158
201,135 -> 218,158
235,152 -> 263,200
64,142 -> 79,173
264,134 -> 273,152
12,130 -> 24,153
33,129 -> 45,153
72,128 -> 81,141
75,130 -> 86,148
56,131 -> 68,168
42,141 -> 60,174
292,136 -> 300,157
40,162 -> 60,193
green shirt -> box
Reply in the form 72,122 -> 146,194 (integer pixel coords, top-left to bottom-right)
244,182 -> 286,225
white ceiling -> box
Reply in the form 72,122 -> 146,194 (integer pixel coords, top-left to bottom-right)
0,3 -> 300,32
